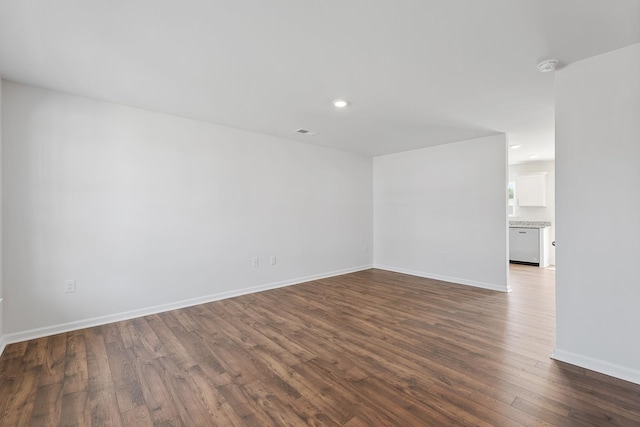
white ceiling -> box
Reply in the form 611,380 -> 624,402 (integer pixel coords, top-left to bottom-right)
1,1 -> 639,163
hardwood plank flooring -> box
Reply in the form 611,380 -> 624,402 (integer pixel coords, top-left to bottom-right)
1,265 -> 640,426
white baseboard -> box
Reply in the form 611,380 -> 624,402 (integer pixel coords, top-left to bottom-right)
552,348 -> 640,386
0,298 -> 4,356
374,264 -> 511,293
0,264 -> 373,355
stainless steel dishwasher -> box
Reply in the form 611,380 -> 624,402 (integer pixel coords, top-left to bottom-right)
509,227 -> 540,265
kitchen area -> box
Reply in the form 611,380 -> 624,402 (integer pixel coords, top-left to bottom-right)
508,160 -> 555,268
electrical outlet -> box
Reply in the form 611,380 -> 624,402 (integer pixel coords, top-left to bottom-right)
64,280 -> 76,293
270,255 -> 277,265
252,257 -> 259,267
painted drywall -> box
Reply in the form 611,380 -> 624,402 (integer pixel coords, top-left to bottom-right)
509,160 -> 556,264
1,81 -> 373,339
373,135 -> 509,291
0,78 -> 3,349
554,43 -> 640,384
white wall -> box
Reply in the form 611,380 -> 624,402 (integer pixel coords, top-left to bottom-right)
373,135 -> 509,292
554,43 -> 640,384
509,160 -> 556,264
1,81 -> 373,339
0,78 -> 3,348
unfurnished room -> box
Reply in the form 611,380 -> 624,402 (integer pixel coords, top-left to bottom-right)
0,1 -> 639,425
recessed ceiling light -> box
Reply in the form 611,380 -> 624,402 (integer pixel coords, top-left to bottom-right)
332,99 -> 349,108
510,144 -> 522,149
529,154 -> 539,159
295,128 -> 316,136
537,59 -> 558,73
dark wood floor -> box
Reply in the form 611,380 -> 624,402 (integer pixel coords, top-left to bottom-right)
1,266 -> 640,426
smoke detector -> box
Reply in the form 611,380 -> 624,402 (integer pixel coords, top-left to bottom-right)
537,59 -> 558,73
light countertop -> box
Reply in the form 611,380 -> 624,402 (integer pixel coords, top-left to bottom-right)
509,221 -> 551,229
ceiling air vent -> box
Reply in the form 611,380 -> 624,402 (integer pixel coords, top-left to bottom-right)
295,128 -> 316,136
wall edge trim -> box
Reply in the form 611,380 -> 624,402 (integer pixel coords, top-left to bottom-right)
373,264 -> 511,293
551,348 -> 640,386
0,264 -> 373,352
0,298 -> 4,357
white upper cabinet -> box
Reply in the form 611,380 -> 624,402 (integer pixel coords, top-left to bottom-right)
516,173 -> 547,207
